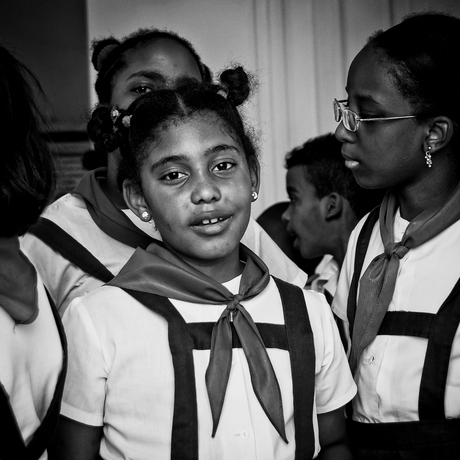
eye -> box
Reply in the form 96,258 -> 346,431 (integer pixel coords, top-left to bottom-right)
213,161 -> 235,172
132,85 -> 153,94
161,171 -> 187,182
287,193 -> 296,203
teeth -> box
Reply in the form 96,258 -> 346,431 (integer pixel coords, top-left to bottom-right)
201,217 -> 222,225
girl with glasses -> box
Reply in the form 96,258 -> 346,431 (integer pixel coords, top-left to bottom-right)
333,11 -> 460,460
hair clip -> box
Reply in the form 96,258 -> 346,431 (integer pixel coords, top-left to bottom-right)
217,88 -> 228,99
122,115 -> 131,128
110,107 -> 120,123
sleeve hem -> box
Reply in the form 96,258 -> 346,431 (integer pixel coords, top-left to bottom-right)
60,401 -> 104,426
316,386 -> 357,415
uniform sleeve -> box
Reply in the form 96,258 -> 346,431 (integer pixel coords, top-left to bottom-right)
60,297 -> 108,426
304,291 -> 356,414
242,218 -> 308,288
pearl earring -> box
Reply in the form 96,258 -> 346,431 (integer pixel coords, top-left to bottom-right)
425,146 -> 432,168
251,191 -> 258,201
141,211 -> 151,221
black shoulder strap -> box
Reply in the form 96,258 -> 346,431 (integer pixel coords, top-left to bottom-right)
273,277 -> 316,460
28,217 -> 114,283
0,289 -> 67,460
346,206 -> 380,336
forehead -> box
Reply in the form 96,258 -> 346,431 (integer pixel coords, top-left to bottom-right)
121,37 -> 203,83
287,165 -> 315,193
152,115 -> 241,152
347,46 -> 406,108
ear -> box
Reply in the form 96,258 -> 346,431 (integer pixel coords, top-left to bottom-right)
248,156 -> 260,195
123,179 -> 150,220
424,116 -> 454,153
321,192 -> 343,221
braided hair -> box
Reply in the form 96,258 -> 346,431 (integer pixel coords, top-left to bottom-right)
87,66 -> 257,192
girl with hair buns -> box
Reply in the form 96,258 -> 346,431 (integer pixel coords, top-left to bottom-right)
21,28 -> 307,316
332,11 -> 460,459
0,43 -> 66,460
51,69 -> 355,460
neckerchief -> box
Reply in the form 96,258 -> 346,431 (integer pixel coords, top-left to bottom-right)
108,242 -> 288,443
73,168 -> 153,249
350,183 -> 460,373
0,236 -> 38,324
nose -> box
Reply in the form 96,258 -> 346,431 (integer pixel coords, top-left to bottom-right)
191,173 -> 221,204
281,205 -> 291,223
334,121 -> 355,144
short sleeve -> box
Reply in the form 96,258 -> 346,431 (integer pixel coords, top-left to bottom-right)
305,291 -> 356,414
60,298 -> 108,426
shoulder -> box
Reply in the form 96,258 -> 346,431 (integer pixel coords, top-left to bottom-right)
42,193 -> 91,231
64,286 -> 169,336
273,277 -> 333,325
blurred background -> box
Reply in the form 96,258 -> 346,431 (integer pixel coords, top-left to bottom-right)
1,0 -> 458,217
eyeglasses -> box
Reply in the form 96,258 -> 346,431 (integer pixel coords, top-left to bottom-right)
333,99 -> 417,132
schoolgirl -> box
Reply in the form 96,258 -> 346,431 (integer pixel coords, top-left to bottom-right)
51,68 -> 355,459
332,12 -> 460,460
0,43 -> 66,460
21,28 -> 307,315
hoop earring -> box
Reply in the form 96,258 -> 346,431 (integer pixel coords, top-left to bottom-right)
251,191 -> 258,201
141,211 -> 151,221
425,146 -> 432,168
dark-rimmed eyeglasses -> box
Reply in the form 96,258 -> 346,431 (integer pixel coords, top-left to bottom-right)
334,99 -> 416,132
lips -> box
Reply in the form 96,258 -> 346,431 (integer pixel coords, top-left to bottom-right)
342,153 -> 360,170
191,213 -> 232,233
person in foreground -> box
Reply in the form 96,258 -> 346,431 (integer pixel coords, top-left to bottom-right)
50,68 -> 355,459
283,133 -> 385,303
332,11 -> 460,460
0,43 -> 67,459
21,28 -> 306,316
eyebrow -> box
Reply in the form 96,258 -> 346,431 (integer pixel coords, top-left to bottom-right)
126,70 -> 168,84
149,144 -> 242,172
345,89 -> 384,107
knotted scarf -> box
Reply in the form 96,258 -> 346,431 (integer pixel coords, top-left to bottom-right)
73,168 -> 155,249
0,236 -> 38,324
108,242 -> 288,442
350,183 -> 460,373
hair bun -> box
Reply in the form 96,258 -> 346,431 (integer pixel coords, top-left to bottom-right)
219,66 -> 250,107
91,38 -> 120,71
87,106 -> 120,153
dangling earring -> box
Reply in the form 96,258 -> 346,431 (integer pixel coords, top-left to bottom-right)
251,191 -> 258,201
141,211 -> 151,221
425,146 -> 433,168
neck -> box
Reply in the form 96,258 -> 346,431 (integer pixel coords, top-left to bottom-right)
102,151 -> 127,209
397,166 -> 460,222
166,245 -> 245,284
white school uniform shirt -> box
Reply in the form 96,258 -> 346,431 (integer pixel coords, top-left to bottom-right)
61,276 -> 356,460
307,255 -> 340,300
0,262 -> 63,459
332,209 -> 460,423
21,192 -> 307,315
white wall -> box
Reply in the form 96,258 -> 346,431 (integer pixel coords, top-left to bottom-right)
86,0 -> 460,218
